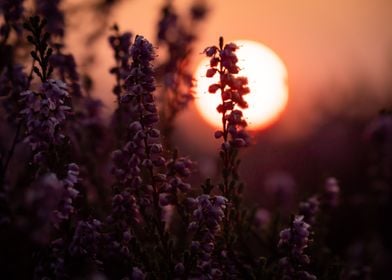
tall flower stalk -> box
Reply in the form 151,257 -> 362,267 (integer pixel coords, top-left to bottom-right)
109,35 -> 177,278
204,37 -> 250,199
202,36 -> 254,278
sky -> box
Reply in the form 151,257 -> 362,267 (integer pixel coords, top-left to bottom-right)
68,0 -> 392,142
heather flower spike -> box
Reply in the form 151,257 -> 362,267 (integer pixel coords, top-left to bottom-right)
201,36 -> 253,278
203,37 -> 251,204
278,215 -> 317,280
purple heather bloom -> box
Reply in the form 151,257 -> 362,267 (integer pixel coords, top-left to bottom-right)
121,35 -> 156,105
20,79 -> 71,162
189,194 -> 227,277
109,190 -> 141,226
165,156 -> 193,194
278,215 -> 317,279
204,38 -> 250,150
111,36 -> 162,190
111,121 -> 148,189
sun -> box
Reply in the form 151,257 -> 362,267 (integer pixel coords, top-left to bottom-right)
194,40 -> 288,130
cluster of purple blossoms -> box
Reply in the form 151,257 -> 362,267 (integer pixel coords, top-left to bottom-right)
109,35 -> 164,267
51,163 -> 80,228
35,0 -> 64,37
205,39 -> 250,149
121,35 -> 156,105
111,35 -> 159,206
106,190 -> 141,257
19,79 -> 71,164
111,120 -> 164,194
278,177 -> 341,279
187,195 -> 227,278
278,215 -> 317,280
160,155 -> 193,207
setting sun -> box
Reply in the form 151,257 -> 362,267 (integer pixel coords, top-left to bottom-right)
195,40 -> 289,130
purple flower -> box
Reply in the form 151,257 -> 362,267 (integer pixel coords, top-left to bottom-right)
20,79 -> 71,162
106,36 -> 162,269
278,216 -> 317,279
165,155 -> 194,194
109,190 -> 141,226
204,37 -> 250,151
189,194 -> 227,277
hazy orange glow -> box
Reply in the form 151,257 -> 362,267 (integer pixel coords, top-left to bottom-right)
195,40 -> 289,130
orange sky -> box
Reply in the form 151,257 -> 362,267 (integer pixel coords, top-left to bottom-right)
67,0 -> 392,143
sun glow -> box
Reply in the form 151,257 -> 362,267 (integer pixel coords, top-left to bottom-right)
195,40 -> 289,130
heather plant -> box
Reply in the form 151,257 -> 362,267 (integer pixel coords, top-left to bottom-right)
0,1 -> 391,279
